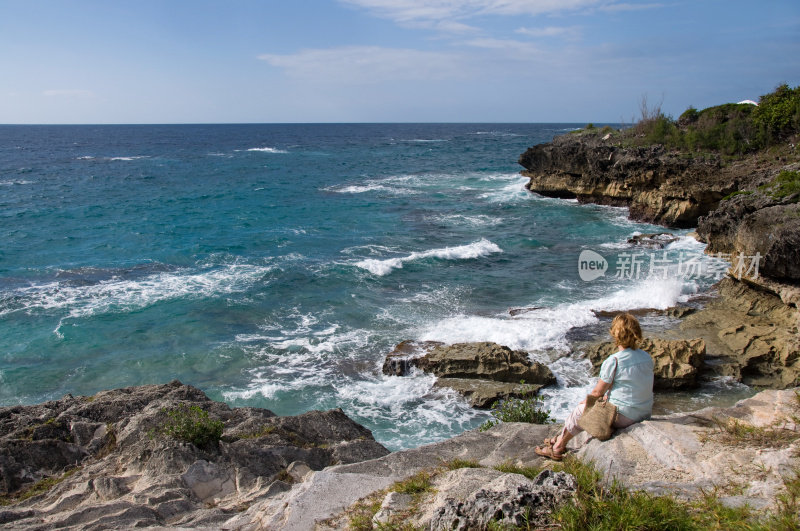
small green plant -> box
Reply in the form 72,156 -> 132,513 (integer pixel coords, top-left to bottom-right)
479,393 -> 553,431
0,467 -> 80,506
722,189 -> 754,201
759,170 -> 800,201
394,471 -> 433,495
444,458 -> 481,470
705,415 -> 800,448
155,403 -> 224,449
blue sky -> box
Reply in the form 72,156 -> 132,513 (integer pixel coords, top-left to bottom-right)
1,0 -> 798,123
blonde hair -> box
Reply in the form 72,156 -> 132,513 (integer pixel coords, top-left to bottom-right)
609,313 -> 643,349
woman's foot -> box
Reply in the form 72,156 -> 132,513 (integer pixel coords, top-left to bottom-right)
534,444 -> 563,461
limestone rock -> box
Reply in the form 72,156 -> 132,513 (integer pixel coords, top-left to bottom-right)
421,468 -> 577,530
680,277 -> 800,388
418,342 -> 556,386
0,381 -> 389,530
697,185 -> 800,282
433,378 -> 546,408
626,232 -> 679,248
575,388 -> 800,508
584,337 -> 706,389
373,491 -> 413,525
383,341 -> 556,408
518,133 -> 732,227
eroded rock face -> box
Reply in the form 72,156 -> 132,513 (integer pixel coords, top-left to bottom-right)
697,190 -> 800,282
584,338 -> 706,390
383,341 -> 556,408
518,134 -> 733,227
0,381 -> 389,530
680,278 -> 800,388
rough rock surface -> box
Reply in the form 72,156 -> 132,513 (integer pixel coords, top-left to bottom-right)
518,133 -> 736,227
679,277 -> 800,388
575,388 -> 800,509
697,187 -> 800,282
418,468 -> 577,530
383,341 -> 556,408
0,381 -> 389,530
583,337 -> 706,389
228,388 -> 800,529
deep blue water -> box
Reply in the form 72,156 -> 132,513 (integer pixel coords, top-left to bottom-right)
0,124 -> 732,449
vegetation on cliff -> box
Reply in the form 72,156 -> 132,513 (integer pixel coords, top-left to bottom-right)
627,83 -> 800,156
572,84 -> 800,157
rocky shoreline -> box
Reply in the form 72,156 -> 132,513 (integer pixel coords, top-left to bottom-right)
2,382 -> 798,529
2,124 -> 799,528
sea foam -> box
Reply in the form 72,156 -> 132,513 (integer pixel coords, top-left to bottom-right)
355,238 -> 502,276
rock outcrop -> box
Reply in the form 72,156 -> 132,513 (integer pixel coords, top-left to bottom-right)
227,388 -> 799,529
415,468 -> 576,530
679,277 -> 800,388
0,381 -> 389,530
383,341 -> 556,408
696,183 -> 800,282
518,133 -> 736,227
575,388 -> 800,509
583,337 -> 706,390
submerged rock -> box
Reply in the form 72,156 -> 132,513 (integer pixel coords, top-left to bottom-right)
626,232 -> 679,248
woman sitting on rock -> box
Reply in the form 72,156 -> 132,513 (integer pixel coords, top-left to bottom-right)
535,312 -> 654,460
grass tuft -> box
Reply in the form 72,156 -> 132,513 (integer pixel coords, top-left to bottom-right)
479,392 -> 553,431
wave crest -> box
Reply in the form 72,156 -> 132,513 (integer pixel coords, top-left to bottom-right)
355,238 -> 502,276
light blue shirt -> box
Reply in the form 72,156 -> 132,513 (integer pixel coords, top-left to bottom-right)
599,347 -> 654,422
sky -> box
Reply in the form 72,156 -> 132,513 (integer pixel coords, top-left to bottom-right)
1,0 -> 798,124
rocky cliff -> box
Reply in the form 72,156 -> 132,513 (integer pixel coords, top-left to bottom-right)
520,129 -> 800,389
518,131 -> 795,228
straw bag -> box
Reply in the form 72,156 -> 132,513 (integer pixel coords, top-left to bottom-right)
578,357 -> 618,441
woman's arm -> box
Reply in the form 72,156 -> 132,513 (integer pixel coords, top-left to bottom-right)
589,379 -> 613,399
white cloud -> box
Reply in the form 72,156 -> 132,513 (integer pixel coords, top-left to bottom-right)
339,0 -> 609,22
42,89 -> 95,98
515,26 -> 582,39
598,2 -> 664,12
258,46 -> 466,83
462,37 -> 544,57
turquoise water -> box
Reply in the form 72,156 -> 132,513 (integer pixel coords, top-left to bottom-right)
0,124 -> 729,449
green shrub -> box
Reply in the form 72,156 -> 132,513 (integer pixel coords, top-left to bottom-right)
479,393 -> 552,431
679,106 -> 699,125
759,170 -> 800,201
625,84 -> 800,155
156,404 -> 224,448
754,83 -> 800,144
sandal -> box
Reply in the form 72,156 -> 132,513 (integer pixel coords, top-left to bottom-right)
534,444 -> 563,461
541,437 -> 558,447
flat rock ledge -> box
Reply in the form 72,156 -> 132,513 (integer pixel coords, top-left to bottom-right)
223,388 -> 800,529
382,341 -> 556,408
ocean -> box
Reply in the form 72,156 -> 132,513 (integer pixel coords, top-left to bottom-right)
0,124 -> 750,450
